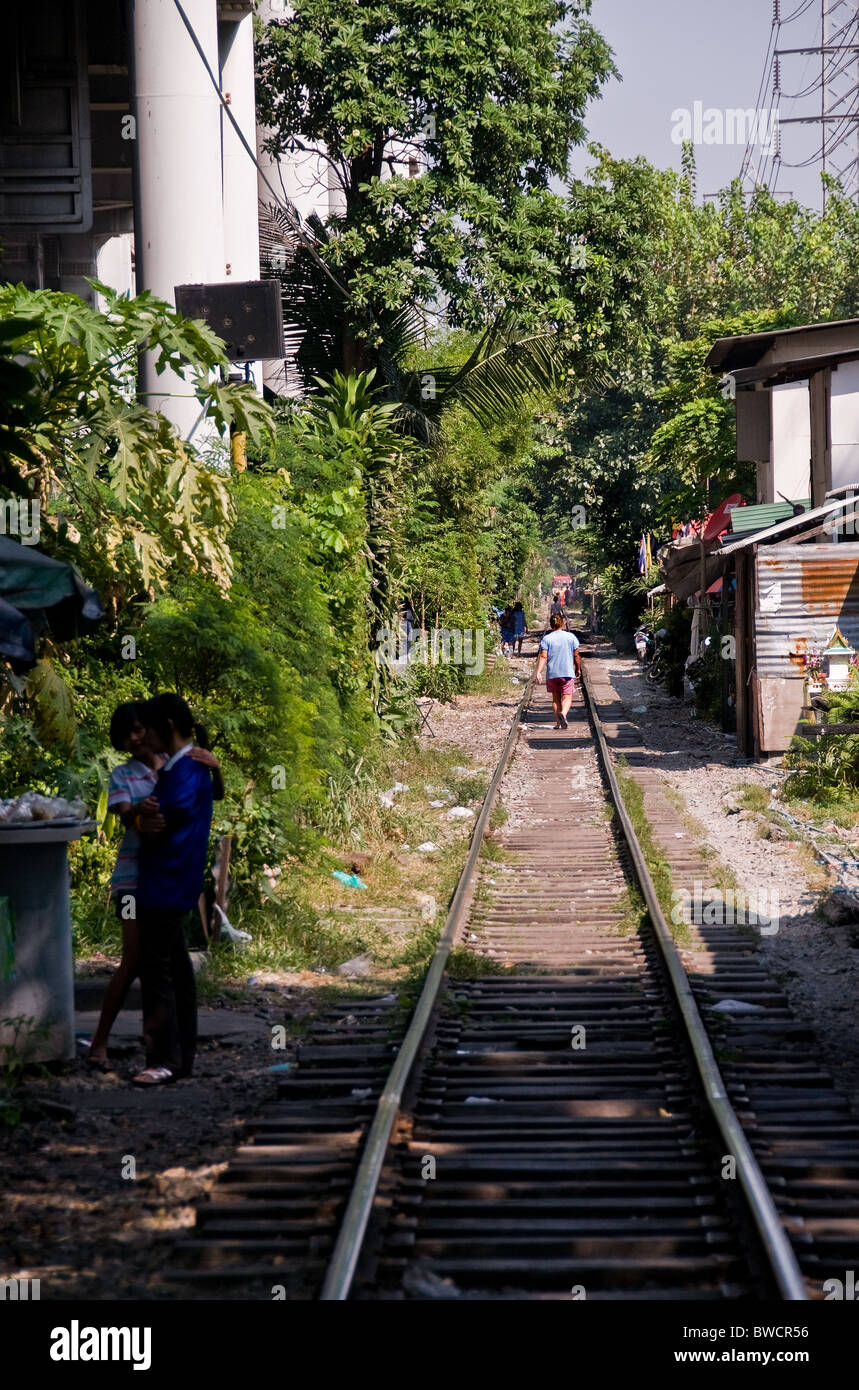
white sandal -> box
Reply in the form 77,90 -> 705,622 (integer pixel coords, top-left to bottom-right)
132,1065 -> 175,1087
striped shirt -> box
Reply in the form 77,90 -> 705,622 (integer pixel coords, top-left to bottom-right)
108,758 -> 159,895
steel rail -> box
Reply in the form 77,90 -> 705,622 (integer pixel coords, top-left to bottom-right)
580,661 -> 808,1301
319,667 -> 536,1300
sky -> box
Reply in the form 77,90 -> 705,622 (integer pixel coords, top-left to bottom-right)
570,0 -> 848,209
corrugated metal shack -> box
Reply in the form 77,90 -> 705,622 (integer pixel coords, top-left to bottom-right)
733,515 -> 859,755
662,493 -> 859,756
659,312 -> 859,758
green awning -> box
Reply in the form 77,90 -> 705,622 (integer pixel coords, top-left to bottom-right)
730,500 -> 810,537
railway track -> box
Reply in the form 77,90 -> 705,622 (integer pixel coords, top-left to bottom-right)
168,634 -> 859,1301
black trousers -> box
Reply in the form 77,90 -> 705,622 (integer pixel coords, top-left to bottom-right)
138,907 -> 196,1076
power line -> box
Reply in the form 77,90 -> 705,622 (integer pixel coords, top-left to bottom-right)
761,0 -> 859,204
740,9 -> 781,183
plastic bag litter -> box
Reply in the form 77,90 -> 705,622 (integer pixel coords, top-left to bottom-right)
709,998 -> 767,1014
416,842 -> 437,853
447,806 -> 474,820
464,1095 -> 502,1105
428,800 -> 446,808
212,903 -> 252,942
378,782 -> 409,807
332,870 -> 367,890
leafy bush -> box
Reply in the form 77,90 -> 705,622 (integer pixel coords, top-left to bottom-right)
594,565 -> 650,637
407,660 -> 466,703
685,630 -> 724,723
784,731 -> 859,803
650,600 -> 693,699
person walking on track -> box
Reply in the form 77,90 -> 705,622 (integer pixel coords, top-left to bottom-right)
535,613 -> 581,730
500,604 -> 515,656
512,601 -> 526,655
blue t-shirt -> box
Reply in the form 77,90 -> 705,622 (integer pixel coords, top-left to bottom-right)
513,610 -> 526,635
540,628 -> 580,680
137,753 -> 213,912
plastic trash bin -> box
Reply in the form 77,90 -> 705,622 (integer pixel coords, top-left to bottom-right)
0,820 -> 95,1062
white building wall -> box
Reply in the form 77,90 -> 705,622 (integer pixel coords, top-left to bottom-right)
830,359 -> 859,492
770,380 -> 811,503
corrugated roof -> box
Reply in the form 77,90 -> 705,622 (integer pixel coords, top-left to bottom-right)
657,494 -> 854,601
730,501 -> 810,536
717,496 -> 845,557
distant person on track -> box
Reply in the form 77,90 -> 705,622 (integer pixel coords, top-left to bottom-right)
500,605 -> 515,656
535,613 -> 581,730
513,601 -> 526,655
550,593 -> 563,619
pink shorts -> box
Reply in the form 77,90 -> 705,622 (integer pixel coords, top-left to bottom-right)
546,677 -> 575,695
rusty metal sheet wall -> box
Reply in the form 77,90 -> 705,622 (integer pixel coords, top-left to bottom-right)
753,543 -> 859,751
754,542 -> 859,679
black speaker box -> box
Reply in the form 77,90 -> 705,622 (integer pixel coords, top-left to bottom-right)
174,279 -> 284,360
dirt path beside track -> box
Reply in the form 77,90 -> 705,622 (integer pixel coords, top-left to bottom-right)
601,648 -> 859,1107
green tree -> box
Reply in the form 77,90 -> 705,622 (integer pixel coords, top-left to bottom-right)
0,282 -> 272,604
256,0 -> 614,369
531,150 -> 859,608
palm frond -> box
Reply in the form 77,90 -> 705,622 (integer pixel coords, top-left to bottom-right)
442,320 -> 563,425
259,200 -> 347,394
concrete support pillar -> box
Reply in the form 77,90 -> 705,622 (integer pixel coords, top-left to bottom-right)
220,13 -> 262,391
94,234 -> 135,305
132,0 -> 225,436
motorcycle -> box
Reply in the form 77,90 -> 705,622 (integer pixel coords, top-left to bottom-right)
634,627 -> 654,663
645,628 -> 668,684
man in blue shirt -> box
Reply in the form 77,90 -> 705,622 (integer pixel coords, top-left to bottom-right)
536,613 -> 581,730
133,694 -> 214,1086
137,750 -> 213,917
